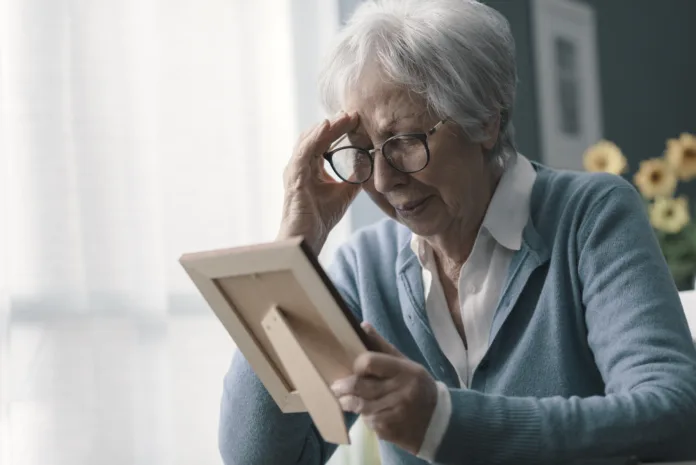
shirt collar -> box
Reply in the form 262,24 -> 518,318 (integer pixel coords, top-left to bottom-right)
482,154 -> 537,251
409,154 -> 537,258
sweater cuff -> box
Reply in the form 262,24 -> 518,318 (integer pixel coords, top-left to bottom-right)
417,381 -> 452,461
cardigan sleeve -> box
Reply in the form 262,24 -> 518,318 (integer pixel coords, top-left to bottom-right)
218,244 -> 361,465
432,183 -> 696,465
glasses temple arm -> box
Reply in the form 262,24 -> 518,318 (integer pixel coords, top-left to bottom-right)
428,119 -> 448,135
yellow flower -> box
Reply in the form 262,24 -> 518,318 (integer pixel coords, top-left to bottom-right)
650,196 -> 690,234
583,140 -> 627,174
665,132 -> 696,181
633,158 -> 677,199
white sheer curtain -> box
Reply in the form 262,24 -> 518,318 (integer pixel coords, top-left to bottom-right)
0,0 -> 376,464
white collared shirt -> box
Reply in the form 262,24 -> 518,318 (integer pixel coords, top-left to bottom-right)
416,154 -> 537,461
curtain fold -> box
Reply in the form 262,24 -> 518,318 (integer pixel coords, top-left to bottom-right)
0,0 -> 381,463
2,0 -> 299,313
1,0 -> 10,458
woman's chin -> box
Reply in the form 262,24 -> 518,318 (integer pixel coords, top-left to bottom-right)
396,203 -> 440,235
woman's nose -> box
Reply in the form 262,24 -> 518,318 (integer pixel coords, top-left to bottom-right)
371,151 -> 408,194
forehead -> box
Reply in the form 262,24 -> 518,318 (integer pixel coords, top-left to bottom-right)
343,72 -> 428,130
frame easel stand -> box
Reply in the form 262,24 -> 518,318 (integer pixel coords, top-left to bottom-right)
262,305 -> 349,444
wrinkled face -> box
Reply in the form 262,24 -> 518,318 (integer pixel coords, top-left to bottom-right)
343,74 -> 498,238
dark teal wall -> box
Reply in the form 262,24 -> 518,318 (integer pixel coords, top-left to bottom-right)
483,0 -> 541,162
486,0 -> 696,169
583,0 -> 696,176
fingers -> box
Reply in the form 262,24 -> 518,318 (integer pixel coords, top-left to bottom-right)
361,322 -> 404,357
327,133 -> 349,153
353,352 -> 407,379
316,111 -> 360,155
296,112 -> 359,163
294,119 -> 329,164
359,392 -> 402,415
362,404 -> 401,432
331,374 -> 400,400
338,391 -> 401,415
332,375 -> 402,415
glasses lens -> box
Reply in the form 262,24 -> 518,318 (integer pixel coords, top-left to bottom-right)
382,136 -> 428,172
327,148 -> 372,183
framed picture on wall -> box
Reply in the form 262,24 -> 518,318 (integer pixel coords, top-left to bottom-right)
532,0 -> 603,170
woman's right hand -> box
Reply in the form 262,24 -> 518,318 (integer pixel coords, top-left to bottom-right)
277,111 -> 362,255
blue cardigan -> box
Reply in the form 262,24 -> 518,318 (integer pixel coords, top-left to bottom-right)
219,164 -> 696,465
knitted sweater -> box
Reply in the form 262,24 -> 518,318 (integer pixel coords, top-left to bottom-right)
219,164 -> 696,465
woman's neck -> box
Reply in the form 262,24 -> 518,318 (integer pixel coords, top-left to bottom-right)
427,165 -> 502,282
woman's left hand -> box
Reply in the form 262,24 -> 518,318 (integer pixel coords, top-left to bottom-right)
331,322 -> 438,455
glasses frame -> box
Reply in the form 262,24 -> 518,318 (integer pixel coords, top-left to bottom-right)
322,119 -> 448,184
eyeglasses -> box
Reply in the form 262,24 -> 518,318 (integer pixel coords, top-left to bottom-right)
323,119 -> 448,184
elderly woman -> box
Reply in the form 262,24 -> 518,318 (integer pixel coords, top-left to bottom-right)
220,1 -> 696,464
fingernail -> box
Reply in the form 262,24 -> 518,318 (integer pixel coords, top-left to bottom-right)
331,380 -> 347,396
339,396 -> 362,413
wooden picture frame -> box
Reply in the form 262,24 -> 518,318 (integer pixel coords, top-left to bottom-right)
179,237 -> 370,444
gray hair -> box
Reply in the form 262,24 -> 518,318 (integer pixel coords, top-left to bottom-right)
318,0 -> 518,165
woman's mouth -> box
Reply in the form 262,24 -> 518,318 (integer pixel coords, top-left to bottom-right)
394,197 -> 431,216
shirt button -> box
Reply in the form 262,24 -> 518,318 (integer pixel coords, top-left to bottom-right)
467,283 -> 478,293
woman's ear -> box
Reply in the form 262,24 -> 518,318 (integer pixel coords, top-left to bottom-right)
481,113 -> 501,151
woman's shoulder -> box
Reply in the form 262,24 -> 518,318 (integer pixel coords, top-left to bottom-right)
325,217 -> 406,303
533,161 -> 635,197
530,162 -> 641,224
342,217 -> 410,260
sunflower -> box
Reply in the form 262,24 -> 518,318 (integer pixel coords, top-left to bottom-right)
582,140 -> 627,175
649,196 -> 690,234
665,133 -> 696,181
633,158 -> 677,199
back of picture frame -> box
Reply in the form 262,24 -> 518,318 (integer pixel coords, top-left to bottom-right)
179,237 -> 371,443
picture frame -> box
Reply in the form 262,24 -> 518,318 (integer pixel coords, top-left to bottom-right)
531,0 -> 603,170
178,237 -> 371,444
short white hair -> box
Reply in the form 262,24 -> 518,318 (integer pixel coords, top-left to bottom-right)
318,0 -> 518,165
